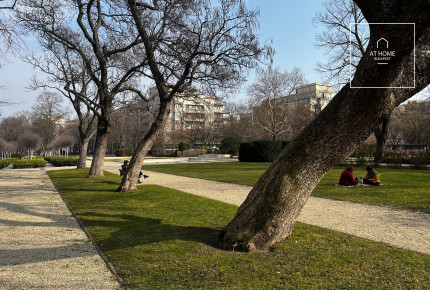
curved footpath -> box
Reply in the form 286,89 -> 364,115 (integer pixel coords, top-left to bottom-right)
103,162 -> 430,255
0,167 -> 121,289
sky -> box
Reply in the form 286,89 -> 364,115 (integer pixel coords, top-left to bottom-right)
0,0 -> 404,118
0,0 -> 330,118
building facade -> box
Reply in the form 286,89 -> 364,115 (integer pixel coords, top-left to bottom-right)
149,88 -> 229,147
287,83 -> 336,114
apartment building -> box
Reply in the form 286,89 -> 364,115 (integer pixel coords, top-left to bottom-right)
288,83 -> 336,113
149,87 -> 229,146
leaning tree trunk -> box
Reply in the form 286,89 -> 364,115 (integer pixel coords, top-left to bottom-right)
117,99 -> 171,192
219,0 -> 430,251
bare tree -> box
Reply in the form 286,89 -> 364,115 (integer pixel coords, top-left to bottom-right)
18,132 -> 40,160
314,0 -> 368,87
0,0 -> 19,66
0,137 -> 17,158
48,135 -> 76,158
117,0 -> 270,191
17,0 -> 148,177
26,42 -> 98,168
248,66 -> 306,141
314,0 -> 389,165
0,112 -> 30,141
0,0 -> 21,107
219,0 -> 430,251
31,92 -> 68,156
398,101 -> 430,145
220,101 -> 255,141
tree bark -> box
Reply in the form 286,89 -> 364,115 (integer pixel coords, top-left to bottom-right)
373,117 -> 390,165
219,0 -> 430,252
77,140 -> 89,168
88,108 -> 111,177
117,99 -> 171,192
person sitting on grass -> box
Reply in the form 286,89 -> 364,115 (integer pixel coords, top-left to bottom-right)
363,166 -> 381,186
339,166 -> 360,186
121,160 -> 149,184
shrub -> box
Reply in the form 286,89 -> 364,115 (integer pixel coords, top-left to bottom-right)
355,157 -> 368,167
411,157 -> 429,169
383,152 -> 404,168
176,149 -> 206,157
115,149 -> 131,156
178,142 -> 191,151
350,143 -> 376,159
201,146 -> 218,154
239,140 -> 289,162
44,156 -> 79,167
13,158 -> 46,168
220,137 -> 241,156
0,158 -> 19,169
11,153 -> 24,159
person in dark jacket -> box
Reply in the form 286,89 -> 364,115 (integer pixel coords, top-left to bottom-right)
339,166 -> 359,186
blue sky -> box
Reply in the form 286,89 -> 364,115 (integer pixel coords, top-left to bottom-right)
246,0 -> 325,82
0,1 -> 328,118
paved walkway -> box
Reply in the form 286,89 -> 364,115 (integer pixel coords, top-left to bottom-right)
0,167 -> 121,289
103,162 -> 430,255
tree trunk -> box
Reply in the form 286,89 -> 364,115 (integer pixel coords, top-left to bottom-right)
77,140 -> 89,168
117,99 -> 171,192
219,0 -> 430,251
88,110 -> 111,177
373,117 -> 390,166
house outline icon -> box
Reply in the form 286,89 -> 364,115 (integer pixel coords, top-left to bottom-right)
377,38 -> 389,49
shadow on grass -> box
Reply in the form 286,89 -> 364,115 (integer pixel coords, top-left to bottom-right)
80,212 -> 221,251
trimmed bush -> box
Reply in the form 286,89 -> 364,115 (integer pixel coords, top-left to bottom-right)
411,157 -> 429,169
220,137 -> 241,156
44,156 -> 79,167
115,149 -> 131,156
13,158 -> 46,168
239,140 -> 289,162
178,142 -> 191,151
0,158 -> 19,169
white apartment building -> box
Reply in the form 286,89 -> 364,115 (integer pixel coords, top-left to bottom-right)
288,83 -> 336,113
149,87 -> 229,145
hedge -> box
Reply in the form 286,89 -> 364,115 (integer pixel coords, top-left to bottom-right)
220,137 -> 241,156
239,140 -> 289,162
115,149 -> 131,156
0,158 -> 19,169
44,156 -> 79,167
13,158 -> 46,169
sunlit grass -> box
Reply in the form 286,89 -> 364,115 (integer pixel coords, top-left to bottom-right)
48,169 -> 430,289
144,163 -> 430,212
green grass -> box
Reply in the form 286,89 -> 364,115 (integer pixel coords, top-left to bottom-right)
144,162 -> 430,213
48,169 -> 430,289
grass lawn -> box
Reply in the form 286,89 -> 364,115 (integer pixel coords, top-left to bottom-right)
144,162 -> 430,213
48,169 -> 430,289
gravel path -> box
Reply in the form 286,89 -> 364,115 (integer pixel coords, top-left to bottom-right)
104,162 -> 430,255
0,167 -> 121,289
